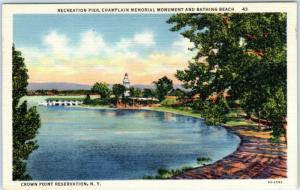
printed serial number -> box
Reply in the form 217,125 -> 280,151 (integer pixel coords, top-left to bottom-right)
268,180 -> 283,184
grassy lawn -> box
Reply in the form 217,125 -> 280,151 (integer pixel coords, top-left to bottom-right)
224,108 -> 258,127
149,106 -> 202,118
46,97 -> 84,101
225,119 -> 258,127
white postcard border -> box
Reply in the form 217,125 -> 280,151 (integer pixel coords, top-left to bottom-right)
2,3 -> 298,190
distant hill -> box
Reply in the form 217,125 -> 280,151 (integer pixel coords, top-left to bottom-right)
28,83 -> 92,90
28,82 -> 182,90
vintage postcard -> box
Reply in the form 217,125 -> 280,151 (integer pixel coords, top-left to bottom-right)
2,3 -> 298,190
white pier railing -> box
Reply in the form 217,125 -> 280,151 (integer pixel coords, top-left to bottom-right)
39,99 -> 83,106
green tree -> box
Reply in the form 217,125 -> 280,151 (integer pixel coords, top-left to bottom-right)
262,87 -> 287,140
175,62 -> 212,101
91,82 -> 111,100
49,89 -> 59,95
143,88 -> 155,98
83,94 -> 92,104
112,84 -> 126,101
129,87 -> 143,97
168,13 -> 287,139
169,88 -> 186,97
153,76 -> 173,101
135,88 -> 143,98
12,45 -> 41,180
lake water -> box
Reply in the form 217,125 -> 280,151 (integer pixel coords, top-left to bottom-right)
24,96 -> 240,180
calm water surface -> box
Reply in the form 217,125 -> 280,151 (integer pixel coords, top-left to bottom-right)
24,96 -> 240,180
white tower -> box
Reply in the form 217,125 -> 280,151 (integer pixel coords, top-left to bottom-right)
123,73 -> 130,88
123,73 -> 130,96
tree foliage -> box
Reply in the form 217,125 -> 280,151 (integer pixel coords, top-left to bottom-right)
112,84 -> 126,100
169,88 -> 186,98
129,87 -> 143,97
13,45 -> 41,180
92,82 -> 111,100
153,76 -> 174,101
143,88 -> 155,98
83,94 -> 92,104
13,45 -> 28,109
168,13 -> 287,139
175,62 -> 211,101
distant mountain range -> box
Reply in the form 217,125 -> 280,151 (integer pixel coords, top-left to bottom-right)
28,83 -> 92,90
28,82 -> 167,90
28,82 -> 183,90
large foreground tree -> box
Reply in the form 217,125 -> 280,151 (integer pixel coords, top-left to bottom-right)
168,13 -> 287,140
13,45 -> 41,180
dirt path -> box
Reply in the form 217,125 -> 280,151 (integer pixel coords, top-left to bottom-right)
174,125 -> 287,179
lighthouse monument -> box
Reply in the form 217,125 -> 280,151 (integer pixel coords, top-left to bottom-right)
123,73 -> 130,96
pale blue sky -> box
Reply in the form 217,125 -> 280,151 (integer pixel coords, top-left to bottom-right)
13,14 -> 194,84
14,14 -> 183,55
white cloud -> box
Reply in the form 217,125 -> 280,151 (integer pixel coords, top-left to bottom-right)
42,30 -> 109,58
172,37 -> 195,51
77,30 -> 106,56
116,31 -> 155,50
43,30 -> 70,56
22,29 -> 195,85
18,46 -> 44,64
116,38 -> 133,49
133,31 -> 155,46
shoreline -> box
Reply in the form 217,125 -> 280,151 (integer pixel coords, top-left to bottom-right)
143,107 -> 203,119
173,125 -> 287,179
77,105 -> 115,110
77,104 -> 202,118
66,104 -> 287,179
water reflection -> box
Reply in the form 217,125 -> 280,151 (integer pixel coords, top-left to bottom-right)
25,97 -> 240,180
95,109 -> 203,124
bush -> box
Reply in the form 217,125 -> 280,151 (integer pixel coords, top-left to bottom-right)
197,157 -> 212,165
83,98 -> 111,106
160,98 -> 177,106
143,166 -> 193,179
83,94 -> 92,104
200,98 -> 230,125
